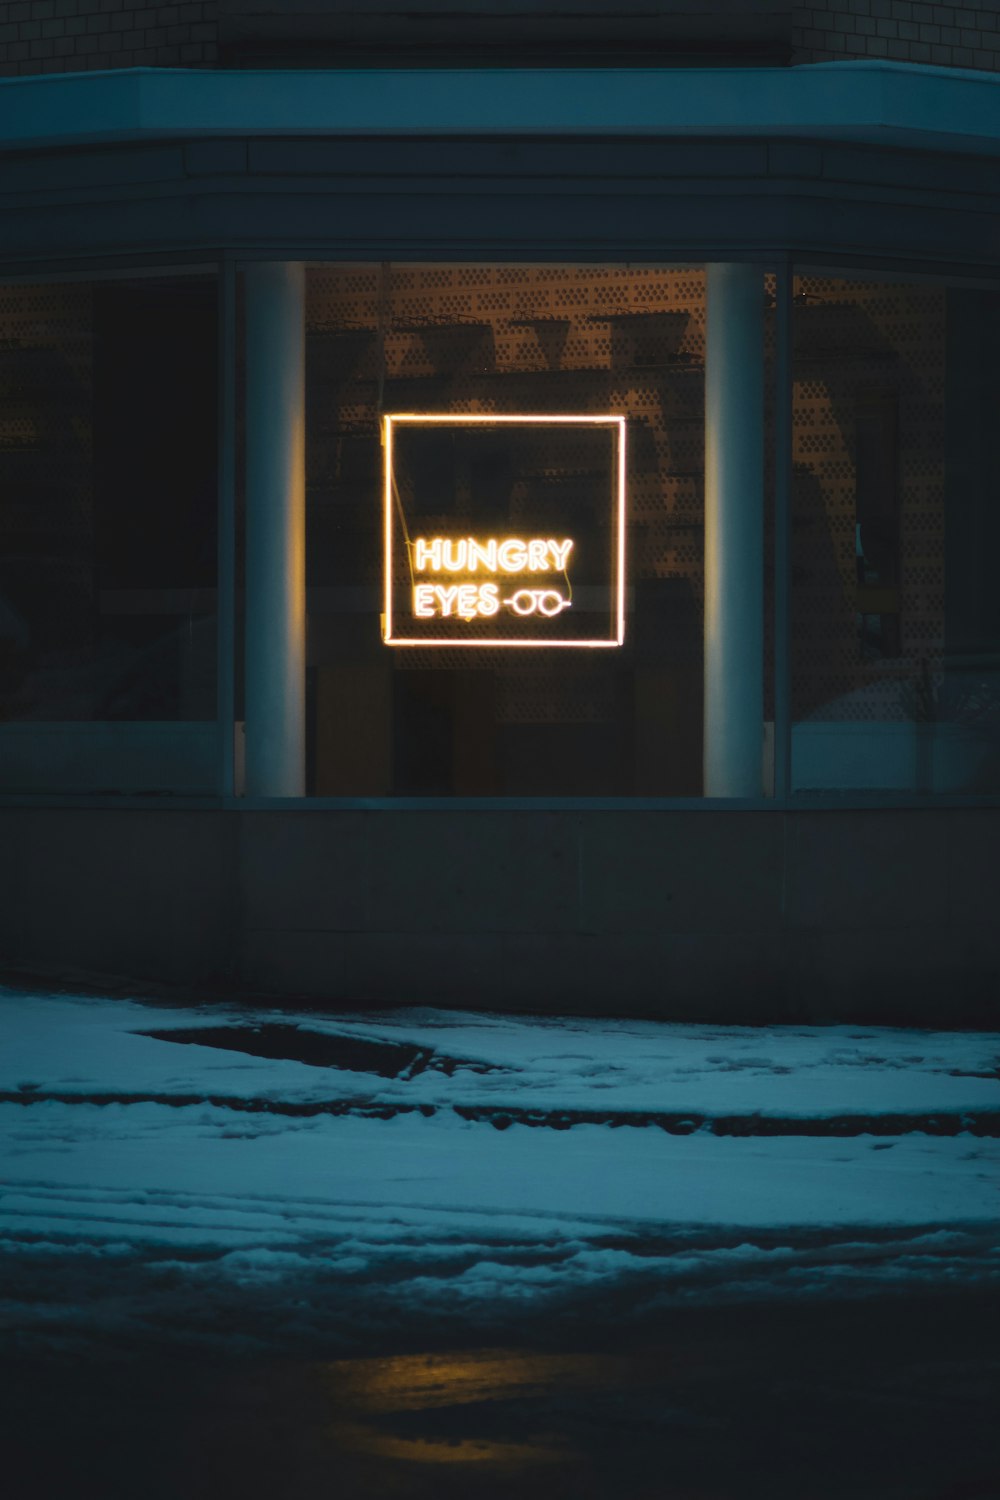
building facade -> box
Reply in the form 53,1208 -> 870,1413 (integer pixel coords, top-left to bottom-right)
1,2 -> 999,1020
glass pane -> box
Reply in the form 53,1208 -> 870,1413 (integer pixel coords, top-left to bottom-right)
791,272 -> 1000,794
305,262 -> 707,796
0,274 -> 219,793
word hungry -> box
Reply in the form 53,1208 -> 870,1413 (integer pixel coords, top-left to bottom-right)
412,537 -> 574,574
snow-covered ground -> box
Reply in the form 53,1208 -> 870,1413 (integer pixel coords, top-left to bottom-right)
1,987 -> 998,1353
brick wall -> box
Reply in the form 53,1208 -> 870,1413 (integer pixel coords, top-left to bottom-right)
792,0 -> 1000,69
0,0 -> 218,76
1,1 -> 999,83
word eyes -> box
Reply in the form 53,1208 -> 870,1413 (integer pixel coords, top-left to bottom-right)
413,584 -> 572,620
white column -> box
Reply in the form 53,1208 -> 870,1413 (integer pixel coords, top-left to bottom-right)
244,261 -> 306,798
703,263 -> 765,798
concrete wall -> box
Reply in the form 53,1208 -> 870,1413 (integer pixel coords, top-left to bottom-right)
7,128 -> 1000,281
1,804 -> 997,1024
215,0 -> 794,67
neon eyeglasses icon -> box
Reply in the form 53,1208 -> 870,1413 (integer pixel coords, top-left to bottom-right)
507,589 -> 572,617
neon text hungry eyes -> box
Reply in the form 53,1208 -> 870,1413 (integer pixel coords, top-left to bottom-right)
411,536 -> 574,620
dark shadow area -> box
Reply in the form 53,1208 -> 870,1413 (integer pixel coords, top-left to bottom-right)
138,1023 -> 503,1078
218,0 -> 794,70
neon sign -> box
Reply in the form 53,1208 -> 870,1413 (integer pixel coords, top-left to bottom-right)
382,414 -> 626,648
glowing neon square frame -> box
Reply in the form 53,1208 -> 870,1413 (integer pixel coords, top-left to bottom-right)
382,413 -> 627,648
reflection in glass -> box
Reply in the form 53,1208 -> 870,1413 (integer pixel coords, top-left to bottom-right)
791,273 -> 1000,793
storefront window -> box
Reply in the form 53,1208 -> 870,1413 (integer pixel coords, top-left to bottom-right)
791,272 -> 1000,794
0,273 -> 218,792
304,262 -> 707,796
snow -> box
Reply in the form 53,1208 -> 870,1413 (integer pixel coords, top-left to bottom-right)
1,986 -> 998,1351
2,990 -> 999,1116
5,1100 -> 998,1233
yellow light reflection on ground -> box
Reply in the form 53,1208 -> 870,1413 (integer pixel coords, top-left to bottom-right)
320,1347 -> 622,1474
328,1419 -> 567,1468
328,1347 -> 615,1407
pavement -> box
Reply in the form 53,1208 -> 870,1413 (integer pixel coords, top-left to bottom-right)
1,984 -> 999,1498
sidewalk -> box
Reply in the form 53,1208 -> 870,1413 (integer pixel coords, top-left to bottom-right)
2,986 -> 999,1353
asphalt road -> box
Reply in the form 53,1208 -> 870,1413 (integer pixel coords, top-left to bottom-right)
4,1290 -> 999,1500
